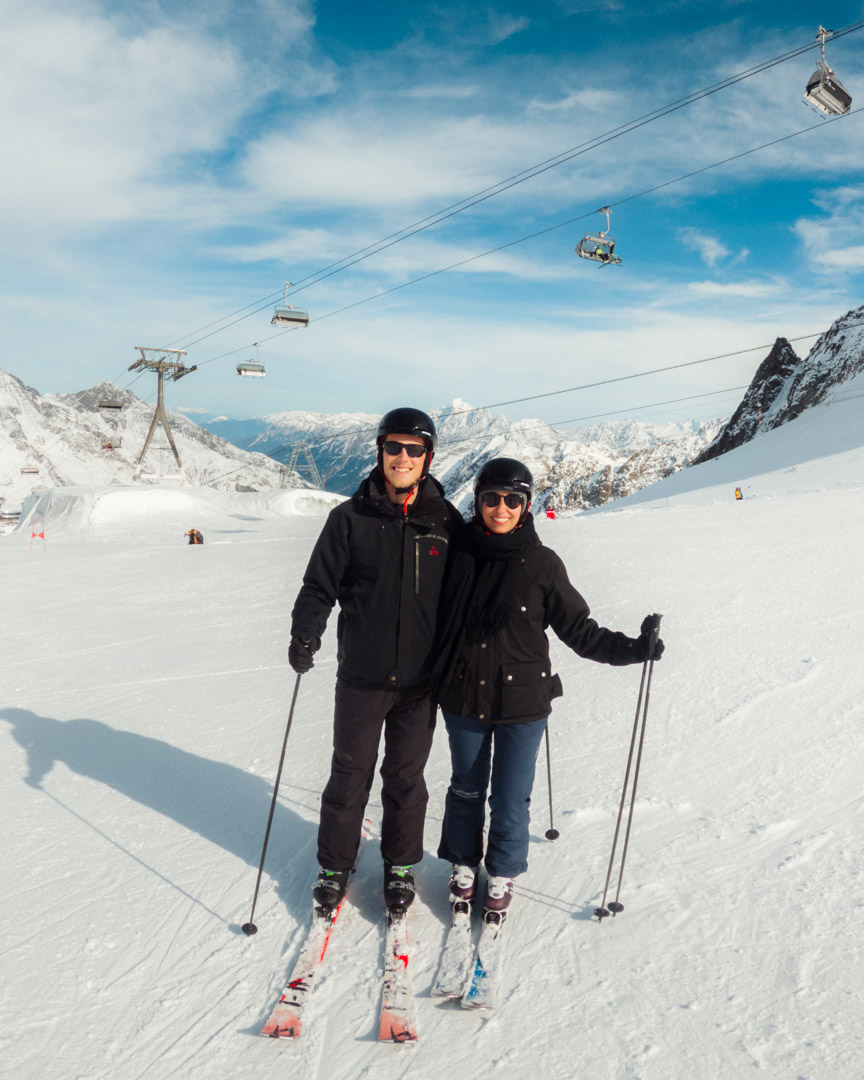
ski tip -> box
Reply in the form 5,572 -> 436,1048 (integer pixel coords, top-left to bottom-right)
260,1016 -> 303,1039
378,1011 -> 418,1044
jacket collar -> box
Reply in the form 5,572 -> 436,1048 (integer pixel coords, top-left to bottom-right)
355,468 -> 449,519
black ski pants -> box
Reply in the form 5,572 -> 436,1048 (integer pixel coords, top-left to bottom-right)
317,678 -> 437,871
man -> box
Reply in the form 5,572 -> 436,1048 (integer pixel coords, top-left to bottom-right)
289,407 -> 461,914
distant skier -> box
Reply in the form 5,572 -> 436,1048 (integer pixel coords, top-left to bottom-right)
734,488 -> 743,501
186,529 -> 204,544
431,458 -> 664,920
288,408 -> 462,914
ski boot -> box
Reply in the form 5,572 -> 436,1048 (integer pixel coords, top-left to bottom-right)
383,863 -> 415,913
482,875 -> 514,925
312,867 -> 351,913
449,864 -> 478,915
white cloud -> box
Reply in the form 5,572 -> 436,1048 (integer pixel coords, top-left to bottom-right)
528,88 -> 621,113
678,229 -> 732,266
398,83 -> 481,100
792,185 -> 864,273
681,280 -> 784,299
485,12 -> 530,45
239,113 -> 557,211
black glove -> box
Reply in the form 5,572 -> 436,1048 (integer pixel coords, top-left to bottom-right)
635,615 -> 664,662
289,635 -> 320,674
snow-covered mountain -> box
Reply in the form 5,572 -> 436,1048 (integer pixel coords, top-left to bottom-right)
210,398 -> 723,513
0,371 -> 291,512
693,305 -> 864,465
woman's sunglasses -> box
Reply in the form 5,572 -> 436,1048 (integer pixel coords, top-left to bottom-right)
382,440 -> 427,458
479,491 -> 526,510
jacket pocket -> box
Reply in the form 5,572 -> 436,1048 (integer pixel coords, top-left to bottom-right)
499,660 -> 556,720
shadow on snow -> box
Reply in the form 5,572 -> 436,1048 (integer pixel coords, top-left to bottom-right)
1,706 -> 317,928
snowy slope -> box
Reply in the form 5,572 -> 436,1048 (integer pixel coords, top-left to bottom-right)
2,386 -> 863,1080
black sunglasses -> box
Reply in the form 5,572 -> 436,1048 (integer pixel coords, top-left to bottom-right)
382,440 -> 427,458
479,491 -> 525,510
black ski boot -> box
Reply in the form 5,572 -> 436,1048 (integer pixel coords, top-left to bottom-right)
383,863 -> 415,913
312,867 -> 351,912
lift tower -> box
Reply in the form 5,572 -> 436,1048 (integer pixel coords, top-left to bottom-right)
129,347 -> 197,481
283,441 -> 324,490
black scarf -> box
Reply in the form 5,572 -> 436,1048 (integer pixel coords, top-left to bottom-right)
431,513 -> 538,695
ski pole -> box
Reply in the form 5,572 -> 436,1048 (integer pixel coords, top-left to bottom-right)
543,724 -> 559,840
595,613 -> 662,922
242,673 -> 302,936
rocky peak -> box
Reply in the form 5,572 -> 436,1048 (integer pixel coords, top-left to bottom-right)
692,304 -> 864,467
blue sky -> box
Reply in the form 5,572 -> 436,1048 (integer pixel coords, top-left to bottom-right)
3,0 -> 864,431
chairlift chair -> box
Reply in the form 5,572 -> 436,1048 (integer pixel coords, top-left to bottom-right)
271,282 -> 310,328
21,465 -> 39,475
804,26 -> 852,117
237,343 -> 266,378
99,399 -> 123,411
237,362 -> 266,377
577,206 -> 622,266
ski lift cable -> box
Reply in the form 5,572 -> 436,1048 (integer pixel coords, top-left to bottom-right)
260,316 -> 864,460
268,26 -> 864,300
304,107 -> 864,326
163,22 -> 864,354
186,103 -> 863,377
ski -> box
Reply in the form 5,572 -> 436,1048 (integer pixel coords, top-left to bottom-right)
461,911 -> 506,1011
378,910 -> 418,1043
431,902 -> 474,999
259,902 -> 342,1039
260,817 -> 373,1040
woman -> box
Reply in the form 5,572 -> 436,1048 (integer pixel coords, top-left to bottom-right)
432,457 -> 664,919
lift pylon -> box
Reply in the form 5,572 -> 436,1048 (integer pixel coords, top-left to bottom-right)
129,347 -> 197,481
282,441 -> 324,490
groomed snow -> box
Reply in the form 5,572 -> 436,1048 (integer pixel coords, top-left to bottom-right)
2,390 -> 863,1080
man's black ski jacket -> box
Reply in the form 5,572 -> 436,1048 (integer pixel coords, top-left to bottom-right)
291,470 -> 462,689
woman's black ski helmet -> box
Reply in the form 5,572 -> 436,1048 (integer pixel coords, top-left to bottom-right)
474,457 -> 533,521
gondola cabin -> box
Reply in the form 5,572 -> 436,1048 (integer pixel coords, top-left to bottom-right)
270,304 -> 310,329
237,361 -> 266,378
804,68 -> 852,116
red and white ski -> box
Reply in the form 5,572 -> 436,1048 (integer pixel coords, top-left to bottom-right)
378,910 -> 418,1043
259,902 -> 342,1039
260,818 -> 372,1040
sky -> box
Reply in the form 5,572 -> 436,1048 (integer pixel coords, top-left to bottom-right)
2,0 -> 864,432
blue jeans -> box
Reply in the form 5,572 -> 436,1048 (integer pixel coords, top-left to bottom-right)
437,711 -> 547,878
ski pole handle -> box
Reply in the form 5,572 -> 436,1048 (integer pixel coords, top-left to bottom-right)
645,613 -> 663,661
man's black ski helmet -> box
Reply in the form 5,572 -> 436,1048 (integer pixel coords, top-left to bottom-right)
376,407 -> 437,452
376,406 -> 437,487
474,457 -> 533,521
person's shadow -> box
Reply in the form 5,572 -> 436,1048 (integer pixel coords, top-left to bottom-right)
1,707 -> 317,929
